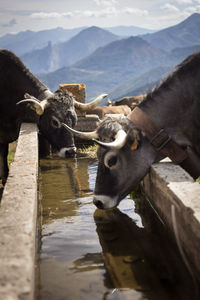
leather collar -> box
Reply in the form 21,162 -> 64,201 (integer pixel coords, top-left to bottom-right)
128,106 -> 200,179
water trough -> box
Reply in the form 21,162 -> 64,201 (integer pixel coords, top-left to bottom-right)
0,119 -> 200,298
0,123 -> 38,300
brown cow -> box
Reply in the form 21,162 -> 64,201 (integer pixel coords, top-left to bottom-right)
86,105 -> 131,119
109,95 -> 145,110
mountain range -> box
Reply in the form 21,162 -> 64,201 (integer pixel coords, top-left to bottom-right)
37,13 -> 200,100
0,27 -> 85,56
109,43 -> 200,100
143,13 -> 200,51
21,26 -> 119,73
105,25 -> 155,36
38,36 -> 169,98
0,24 -> 152,57
0,13 -> 200,101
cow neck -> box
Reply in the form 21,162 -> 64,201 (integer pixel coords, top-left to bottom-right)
127,106 -> 200,179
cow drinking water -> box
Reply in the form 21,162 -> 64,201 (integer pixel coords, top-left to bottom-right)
63,50 -> 200,209
0,49 -> 107,184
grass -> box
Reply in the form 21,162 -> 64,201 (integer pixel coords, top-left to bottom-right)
196,177 -> 200,183
8,141 -> 17,167
130,185 -> 141,198
77,144 -> 98,153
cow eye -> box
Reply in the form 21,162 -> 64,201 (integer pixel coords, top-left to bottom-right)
51,116 -> 61,128
104,151 -> 118,169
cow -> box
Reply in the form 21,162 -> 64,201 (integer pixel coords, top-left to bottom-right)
86,105 -> 131,119
0,49 -> 106,184
62,50 -> 200,209
109,95 -> 145,110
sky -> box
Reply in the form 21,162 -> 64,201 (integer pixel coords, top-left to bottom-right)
0,0 -> 200,36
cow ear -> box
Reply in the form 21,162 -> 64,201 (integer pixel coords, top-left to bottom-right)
129,128 -> 140,151
24,93 -> 38,101
17,94 -> 49,115
130,140 -> 138,151
24,93 -> 31,98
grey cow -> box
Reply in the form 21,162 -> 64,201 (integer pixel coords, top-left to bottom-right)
63,50 -> 200,209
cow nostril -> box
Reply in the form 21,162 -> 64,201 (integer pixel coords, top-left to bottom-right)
58,146 -> 76,158
93,199 -> 104,209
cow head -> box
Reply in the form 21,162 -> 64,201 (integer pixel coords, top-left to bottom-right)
62,116 -> 161,209
17,89 -> 107,157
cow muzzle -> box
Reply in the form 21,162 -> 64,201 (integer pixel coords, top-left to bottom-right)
93,194 -> 118,210
58,146 -> 77,158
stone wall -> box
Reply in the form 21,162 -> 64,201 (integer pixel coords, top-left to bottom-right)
0,123 -> 38,300
141,158 -> 200,279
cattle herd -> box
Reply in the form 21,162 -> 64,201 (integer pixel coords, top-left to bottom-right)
1,49 -> 200,210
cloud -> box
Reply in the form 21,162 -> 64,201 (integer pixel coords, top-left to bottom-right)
161,3 -> 180,12
183,4 -> 200,13
93,0 -> 118,6
30,6 -> 149,20
30,12 -> 73,19
0,9 -> 37,17
123,7 -> 148,16
2,18 -> 17,27
174,0 -> 193,3
78,6 -> 119,18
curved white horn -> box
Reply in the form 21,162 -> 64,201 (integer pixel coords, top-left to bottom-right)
16,99 -> 49,115
62,123 -> 99,140
74,93 -> 108,111
93,129 -> 127,150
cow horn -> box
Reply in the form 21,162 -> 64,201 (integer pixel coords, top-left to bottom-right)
62,123 -> 99,140
16,99 -> 49,115
93,129 -> 127,150
74,93 -> 108,111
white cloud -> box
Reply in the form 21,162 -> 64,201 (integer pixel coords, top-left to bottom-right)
93,0 -> 118,6
76,6 -> 118,18
30,12 -> 73,19
183,5 -> 200,13
123,7 -> 148,16
30,5 -> 149,20
174,0 -> 193,4
161,3 -> 180,12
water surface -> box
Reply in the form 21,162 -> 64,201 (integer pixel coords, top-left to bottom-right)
36,155 -> 195,300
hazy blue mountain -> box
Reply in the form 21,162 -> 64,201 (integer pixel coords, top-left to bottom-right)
105,25 -> 155,36
108,44 -> 200,99
73,36 -> 167,73
38,40 -> 200,100
21,26 -> 119,73
38,66 -> 103,99
0,27 -> 85,56
38,36 -> 168,98
167,44 -> 200,63
143,13 -> 200,51
34,13 -> 200,100
21,42 -> 54,73
108,66 -> 172,100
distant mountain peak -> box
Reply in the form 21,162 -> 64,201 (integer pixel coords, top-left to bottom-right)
185,12 -> 200,20
21,25 -> 119,73
142,12 -> 200,51
73,25 -> 118,39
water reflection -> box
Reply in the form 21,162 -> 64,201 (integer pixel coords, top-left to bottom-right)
94,205 -> 195,300
37,155 -> 195,300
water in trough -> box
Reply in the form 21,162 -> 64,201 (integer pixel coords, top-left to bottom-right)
36,154 -> 195,300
